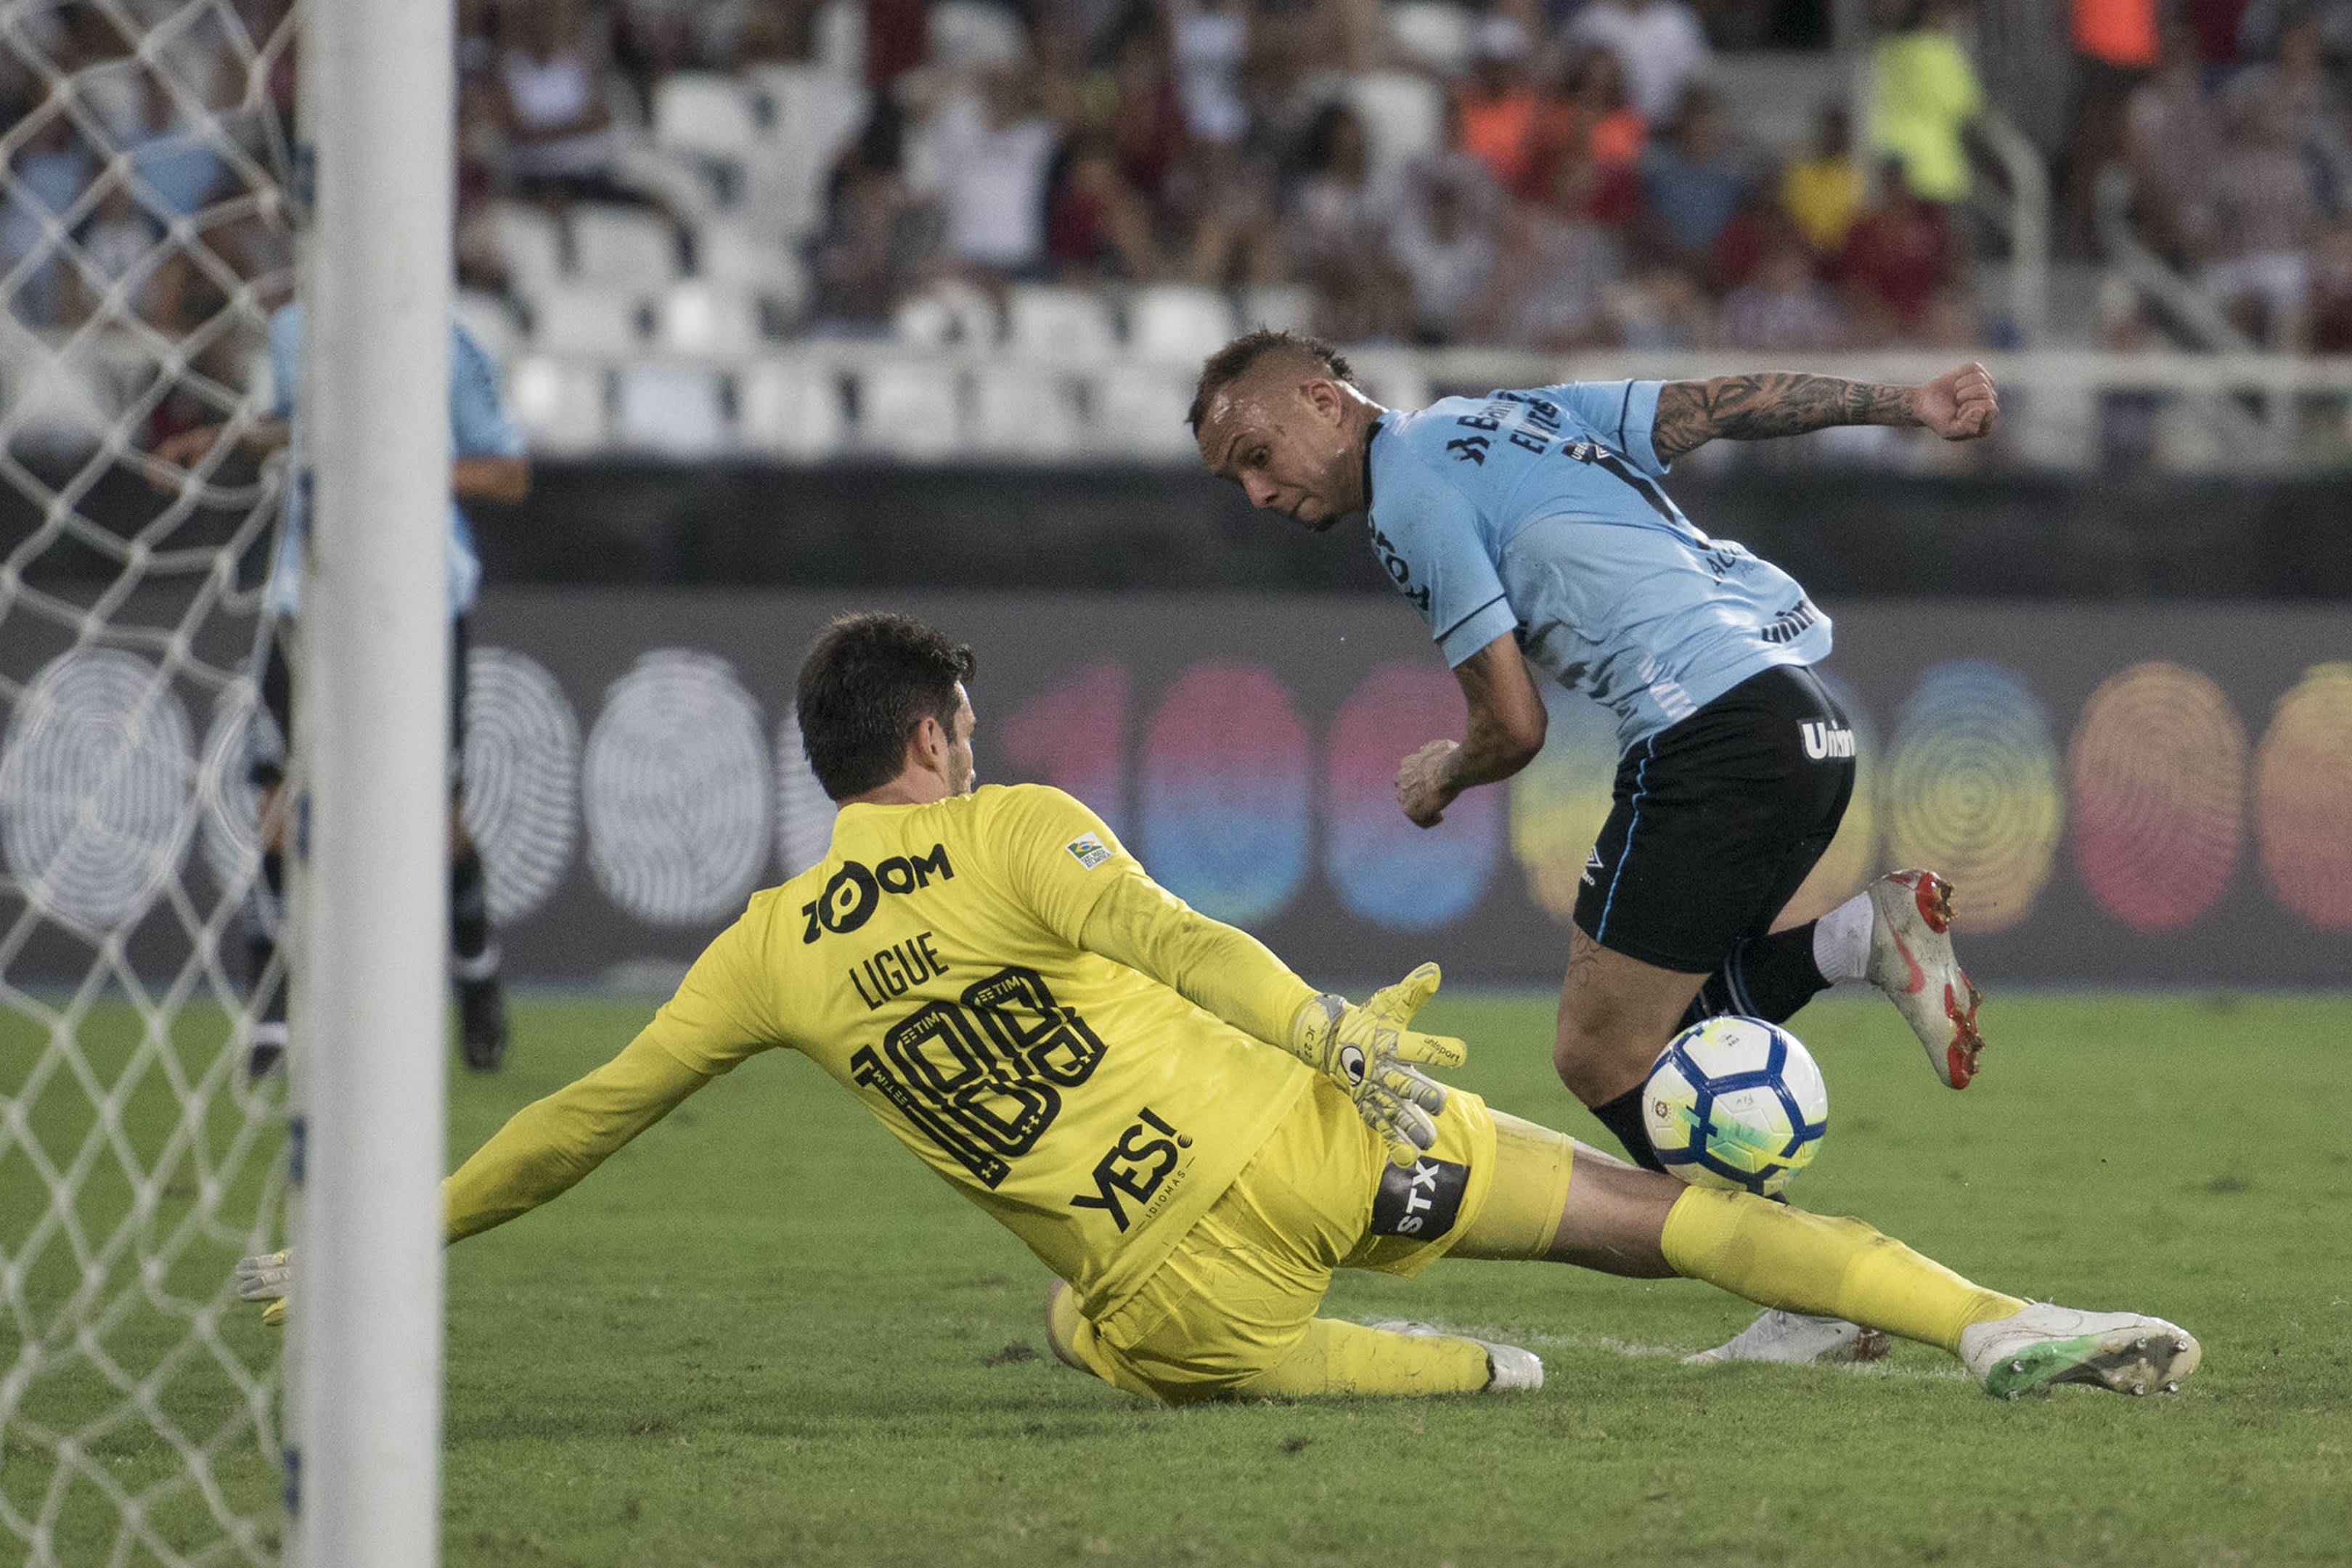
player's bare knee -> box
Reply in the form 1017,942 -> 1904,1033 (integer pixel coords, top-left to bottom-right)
1551,1006 -> 1651,1106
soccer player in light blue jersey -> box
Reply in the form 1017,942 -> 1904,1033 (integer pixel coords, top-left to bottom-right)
1191,330 -> 1998,1366
155,303 -> 531,1074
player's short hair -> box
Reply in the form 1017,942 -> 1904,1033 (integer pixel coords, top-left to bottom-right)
1187,329 -> 1356,431
796,613 -> 977,801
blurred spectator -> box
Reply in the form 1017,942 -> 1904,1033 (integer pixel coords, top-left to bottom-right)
2062,0 -> 2159,249
1720,237 -> 1851,348
1606,265 -> 1714,348
2221,10 -> 2351,203
70,185 -> 169,329
934,67 -> 1061,278
1474,155 -> 1624,348
1522,48 -> 1647,217
2125,25 -> 2221,265
812,105 -> 939,328
1169,0 -> 1251,147
1289,101 -> 1407,338
1837,159 -> 1962,332
1106,22 -> 1187,200
2202,96 -> 2318,341
126,69 -> 223,223
865,0 -> 932,91
1636,87 -> 1753,268
2234,0 -> 2352,62
1183,143 -> 1289,285
1047,133 -> 1165,279
2303,215 -> 2352,348
495,0 -> 625,203
1387,153 -> 1502,342
2,115 -> 91,327
1869,0 -> 1983,205
1564,0 -> 1712,126
1780,103 -> 1863,256
1453,15 -> 1540,192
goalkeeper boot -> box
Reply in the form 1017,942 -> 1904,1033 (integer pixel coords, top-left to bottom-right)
1364,1319 -> 1544,1391
1686,1309 -> 1892,1367
1863,870 -> 1984,1088
457,973 -> 509,1073
1961,1302 -> 2200,1400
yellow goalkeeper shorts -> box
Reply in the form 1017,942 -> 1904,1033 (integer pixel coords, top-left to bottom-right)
1057,1071 -> 1500,1401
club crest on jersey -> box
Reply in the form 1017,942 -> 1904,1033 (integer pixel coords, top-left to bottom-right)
801,844 -> 954,942
1064,833 -> 1112,870
1800,720 -> 1855,761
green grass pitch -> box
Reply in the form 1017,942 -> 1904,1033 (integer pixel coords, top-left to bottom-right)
9,992 -> 2352,1565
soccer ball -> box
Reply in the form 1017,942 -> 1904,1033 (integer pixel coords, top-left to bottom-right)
1643,1016 -> 1829,1198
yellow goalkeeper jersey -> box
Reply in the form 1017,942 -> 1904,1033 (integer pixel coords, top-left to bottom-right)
624,784 -> 1318,1312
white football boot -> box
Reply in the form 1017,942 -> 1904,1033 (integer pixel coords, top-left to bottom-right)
1960,1302 -> 2202,1400
1684,1308 -> 1892,1367
1863,870 -> 1985,1089
1365,1318 -> 1545,1391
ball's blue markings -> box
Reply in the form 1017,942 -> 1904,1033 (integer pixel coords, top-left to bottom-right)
1648,1020 -> 1829,1196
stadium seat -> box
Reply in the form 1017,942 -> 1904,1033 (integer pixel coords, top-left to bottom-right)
483,201 -> 565,301
852,362 -> 964,462
0,332 -> 118,460
452,288 -> 523,371
743,68 -> 870,243
508,356 -> 611,455
1091,364 -> 1198,462
1126,285 -> 1237,366
615,363 -> 729,457
568,205 -> 681,293
694,220 -> 810,321
529,285 -> 645,355
652,73 -> 759,161
928,1 -> 1028,67
1004,285 -> 1118,365
655,280 -> 761,356
1240,282 -> 1315,335
1343,71 -> 1445,183
737,359 -> 848,460
970,367 -> 1083,459
891,281 -> 1000,349
1386,2 -> 1472,71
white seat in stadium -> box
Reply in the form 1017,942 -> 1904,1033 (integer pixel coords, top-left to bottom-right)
568,204 -> 681,293
1386,2 -> 1473,71
853,362 -> 964,462
483,201 -> 565,301
656,280 -> 761,356
653,72 -> 759,161
509,356 -> 610,455
1344,70 -> 1445,184
737,359 -> 848,460
616,363 -> 729,457
928,1 -> 1029,67
1240,282 -> 1316,335
1091,364 -> 1198,461
970,367 -> 1083,459
811,0 -> 865,79
891,280 -> 1000,348
0,335 -> 118,460
1127,285 -> 1237,366
695,219 -> 810,319
530,285 -> 645,354
452,288 -> 523,370
1004,285 -> 1117,364
744,68 -> 870,243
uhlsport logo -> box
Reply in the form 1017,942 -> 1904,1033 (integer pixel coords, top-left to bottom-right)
800,844 -> 953,942
1800,720 -> 1855,761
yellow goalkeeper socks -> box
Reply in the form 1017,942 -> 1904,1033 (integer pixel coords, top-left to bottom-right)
1236,1318 -> 1494,1400
1660,1188 -> 2023,1354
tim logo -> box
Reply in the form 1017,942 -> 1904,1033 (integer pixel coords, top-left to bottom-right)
1800,721 -> 1855,761
1370,1154 -> 1469,1238
800,844 -> 953,942
1070,1108 -> 1189,1232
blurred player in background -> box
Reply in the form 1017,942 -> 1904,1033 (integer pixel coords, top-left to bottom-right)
155,303 -> 530,1074
1190,330 -> 1997,1368
238,612 -> 2200,1407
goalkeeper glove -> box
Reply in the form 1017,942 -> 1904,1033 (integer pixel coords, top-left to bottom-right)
1286,963 -> 1467,1165
237,1249 -> 290,1328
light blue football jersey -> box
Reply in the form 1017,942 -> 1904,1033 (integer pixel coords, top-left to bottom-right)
262,302 -> 526,619
1362,380 -> 1831,751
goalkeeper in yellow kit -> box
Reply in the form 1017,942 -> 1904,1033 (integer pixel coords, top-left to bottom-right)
240,613 -> 2199,1402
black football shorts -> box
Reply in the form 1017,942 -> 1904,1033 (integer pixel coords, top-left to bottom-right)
1571,664 -> 1855,973
252,614 -> 470,799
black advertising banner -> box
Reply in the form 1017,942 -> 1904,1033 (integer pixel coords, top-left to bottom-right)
3,590 -> 2346,988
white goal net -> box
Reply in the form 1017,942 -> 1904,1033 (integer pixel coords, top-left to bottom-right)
1,1 -> 300,1563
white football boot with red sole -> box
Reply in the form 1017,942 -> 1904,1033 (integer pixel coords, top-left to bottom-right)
1863,870 -> 1984,1088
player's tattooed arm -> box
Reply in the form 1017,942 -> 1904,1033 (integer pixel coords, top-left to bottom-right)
1649,362 -> 1997,461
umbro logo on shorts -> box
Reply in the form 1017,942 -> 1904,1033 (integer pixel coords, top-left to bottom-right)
1581,846 -> 1605,886
1800,720 -> 1855,761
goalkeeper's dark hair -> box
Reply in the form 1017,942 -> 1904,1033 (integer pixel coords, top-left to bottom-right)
1187,328 -> 1355,430
796,613 -> 977,800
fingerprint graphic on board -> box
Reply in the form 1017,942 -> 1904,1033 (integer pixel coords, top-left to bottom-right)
2068,662 -> 2245,931
774,708 -> 833,880
1879,661 -> 2061,934
1784,669 -> 1877,926
463,647 -> 581,925
2253,662 -> 2352,930
0,648 -> 195,933
196,676 -> 277,902
1506,690 -> 1618,921
584,650 -> 771,926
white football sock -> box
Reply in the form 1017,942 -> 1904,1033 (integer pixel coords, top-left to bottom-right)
1812,892 -> 1874,985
